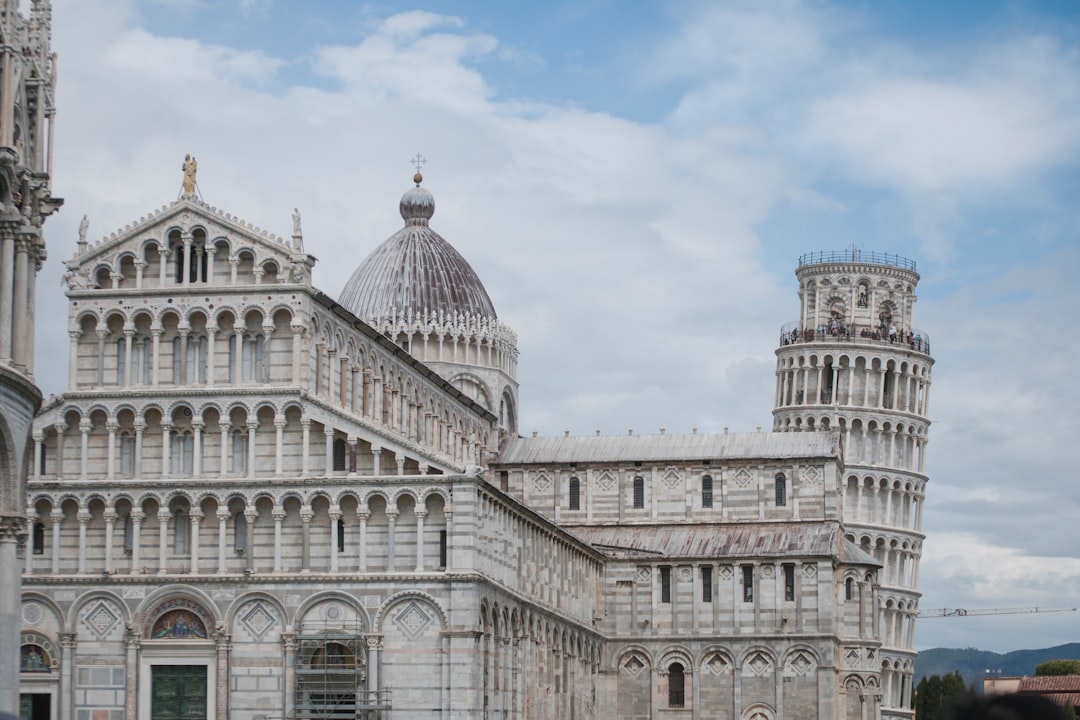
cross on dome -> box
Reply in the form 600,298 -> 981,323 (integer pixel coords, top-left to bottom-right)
411,153 -> 427,185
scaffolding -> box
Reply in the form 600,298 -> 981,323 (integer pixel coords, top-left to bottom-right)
294,632 -> 391,720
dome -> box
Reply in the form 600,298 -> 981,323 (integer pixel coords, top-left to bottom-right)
338,177 -> 497,321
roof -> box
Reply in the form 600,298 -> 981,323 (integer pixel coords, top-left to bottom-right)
338,182 -> 497,321
562,523 -> 878,565
497,431 -> 840,465
1018,676 -> 1080,692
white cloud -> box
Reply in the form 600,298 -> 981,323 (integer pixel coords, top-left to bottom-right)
36,0 -> 1080,653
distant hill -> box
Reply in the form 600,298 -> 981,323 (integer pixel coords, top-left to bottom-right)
916,643 -> 1080,691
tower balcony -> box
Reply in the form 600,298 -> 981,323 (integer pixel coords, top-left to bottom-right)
798,249 -> 917,272
778,322 -> 931,356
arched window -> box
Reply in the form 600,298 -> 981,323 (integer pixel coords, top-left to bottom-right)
702,474 -> 714,508
132,336 -> 151,385
775,473 -> 787,506
185,336 -> 207,384
568,477 -> 580,510
845,577 -> 854,600
242,334 -> 265,383
173,509 -> 188,554
332,438 -> 347,472
171,431 -> 194,475
668,662 -> 685,707
32,522 -> 44,555
120,432 -> 134,476
123,515 -> 133,554
337,518 -> 346,552
232,430 -> 248,474
234,512 -> 247,552
115,338 -> 126,384
633,476 -> 644,509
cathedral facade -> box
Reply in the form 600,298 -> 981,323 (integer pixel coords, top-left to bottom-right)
9,12 -> 933,719
16,163 -> 933,720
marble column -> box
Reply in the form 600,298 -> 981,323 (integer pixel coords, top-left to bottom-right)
272,511 -> 284,573
129,511 -> 143,575
157,510 -> 170,575
190,511 -> 202,574
217,510 -> 229,574
414,510 -> 426,572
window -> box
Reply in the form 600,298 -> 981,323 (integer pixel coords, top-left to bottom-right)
123,515 -> 133,554
845,577 -> 854,600
775,473 -> 787,506
633,476 -> 644,509
702,474 -> 713,509
115,338 -> 126,384
171,431 -> 194,476
32,522 -> 44,555
701,566 -> 713,603
232,430 -> 248,474
337,518 -> 346,553
171,337 -> 183,384
568,477 -> 580,510
668,663 -> 685,708
784,563 -> 795,601
742,564 -> 754,602
173,509 -> 188,554
242,334 -> 265,383
660,566 -> 671,603
132,336 -> 151,385
332,438 -> 347,472
439,530 -> 448,569
234,512 -> 248,552
120,433 -> 134,476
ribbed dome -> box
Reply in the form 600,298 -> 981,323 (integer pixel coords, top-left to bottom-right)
338,178 -> 497,321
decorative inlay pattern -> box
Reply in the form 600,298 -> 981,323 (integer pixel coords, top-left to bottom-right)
734,468 -> 753,488
719,565 -> 734,580
322,603 -> 342,621
392,600 -> 433,639
662,468 -> 682,489
83,601 -> 120,639
533,472 -> 551,491
746,651 -> 772,676
802,563 -> 817,577
240,602 -> 276,640
678,567 -> 693,582
636,567 -> 651,583
596,471 -> 616,491
704,654 -> 731,676
22,602 -> 43,627
623,655 -> 646,676
802,466 -> 820,484
787,651 -> 814,676
761,565 -> 775,578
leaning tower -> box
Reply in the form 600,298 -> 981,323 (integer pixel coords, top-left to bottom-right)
773,249 -> 932,720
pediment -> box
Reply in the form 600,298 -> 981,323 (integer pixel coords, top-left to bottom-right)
66,198 -> 309,279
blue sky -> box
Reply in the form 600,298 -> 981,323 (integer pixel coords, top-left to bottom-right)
38,0 -> 1080,653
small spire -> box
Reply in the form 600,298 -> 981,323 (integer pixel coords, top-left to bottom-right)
410,153 -> 427,186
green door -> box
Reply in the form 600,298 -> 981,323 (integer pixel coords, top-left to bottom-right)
152,665 -> 208,720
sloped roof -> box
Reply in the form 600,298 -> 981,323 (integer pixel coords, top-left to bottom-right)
338,182 -> 497,321
497,431 -> 840,465
562,522 -> 878,564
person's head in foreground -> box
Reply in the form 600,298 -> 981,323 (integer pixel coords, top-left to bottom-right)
952,693 -> 1071,720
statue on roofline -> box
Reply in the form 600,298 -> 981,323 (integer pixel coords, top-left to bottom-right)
182,154 -> 198,196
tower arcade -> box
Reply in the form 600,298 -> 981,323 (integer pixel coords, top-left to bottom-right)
773,249 -> 933,719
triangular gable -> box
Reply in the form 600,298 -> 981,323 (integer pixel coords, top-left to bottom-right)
66,197 -> 310,277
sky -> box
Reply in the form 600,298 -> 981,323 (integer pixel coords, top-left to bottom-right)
34,0 -> 1080,654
